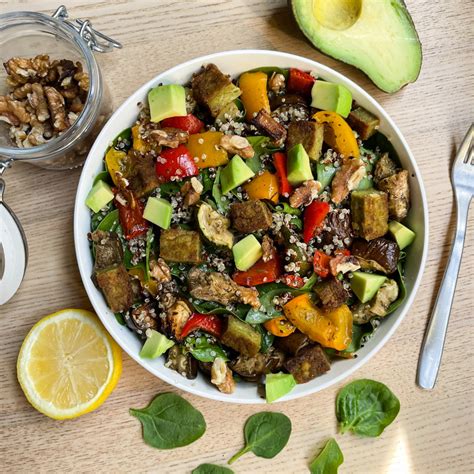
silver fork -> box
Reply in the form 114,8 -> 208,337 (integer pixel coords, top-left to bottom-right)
417,124 -> 474,389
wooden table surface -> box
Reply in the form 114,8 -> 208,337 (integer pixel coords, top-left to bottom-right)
1,1 -> 473,473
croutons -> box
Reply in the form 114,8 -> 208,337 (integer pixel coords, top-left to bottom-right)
220,315 -> 261,357
230,199 -> 273,233
351,189 -> 389,240
128,150 -> 160,198
159,228 -> 202,264
331,158 -> 366,204
284,344 -> 331,384
377,170 -> 410,221
347,106 -> 380,140
251,109 -> 287,145
95,264 -> 133,313
191,63 -> 241,117
286,120 -> 324,161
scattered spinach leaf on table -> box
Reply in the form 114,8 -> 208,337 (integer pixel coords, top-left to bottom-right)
309,438 -> 344,474
336,379 -> 400,437
129,393 -> 206,449
192,464 -> 234,474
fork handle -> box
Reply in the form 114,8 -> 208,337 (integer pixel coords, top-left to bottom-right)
417,192 -> 471,389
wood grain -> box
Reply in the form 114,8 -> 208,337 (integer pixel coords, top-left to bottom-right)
0,1 -> 473,473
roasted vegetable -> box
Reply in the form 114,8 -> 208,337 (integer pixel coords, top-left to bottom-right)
264,316 -> 296,337
239,71 -> 271,120
303,200 -> 330,243
221,315 -> 261,357
155,144 -> 198,182
95,264 -> 133,313
251,109 -> 287,145
128,303 -> 158,334
180,313 -> 223,339
115,191 -> 149,240
229,348 -> 286,381
313,250 -> 331,278
314,278 -> 349,309
160,228 -> 202,264
351,238 -> 400,274
187,131 -> 229,169
243,171 -> 279,204
273,152 -> 293,197
374,153 -> 397,184
351,189 -> 389,241
166,344 -> 198,379
163,299 -> 192,340
230,199 -> 273,233
287,68 -> 315,97
197,202 -> 234,249
279,228 -> 312,276
347,106 -> 380,140
90,230 -> 123,270
131,125 -> 149,153
377,170 -> 410,221
274,331 -> 311,356
233,250 -> 281,287
161,114 -> 204,134
284,344 -> 331,383
105,148 -> 128,187
319,209 -> 353,247
286,120 -> 324,161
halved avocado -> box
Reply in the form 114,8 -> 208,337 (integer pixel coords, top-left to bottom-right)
291,0 -> 422,93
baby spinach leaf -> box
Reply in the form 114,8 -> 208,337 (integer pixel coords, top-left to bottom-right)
245,136 -> 269,173
386,261 -> 407,315
93,170 -> 111,186
228,411 -> 291,464
255,324 -> 274,353
273,202 -> 301,216
108,127 -> 132,153
309,438 -> 344,474
129,393 -> 206,449
145,228 -> 154,281
212,168 -> 230,213
200,169 -> 214,194
114,312 -> 126,326
185,335 -> 228,363
192,300 -> 249,320
363,132 -> 400,165
192,464 -> 234,474
336,379 -> 400,437
95,208 -> 119,232
159,180 -> 183,198
301,273 -> 318,291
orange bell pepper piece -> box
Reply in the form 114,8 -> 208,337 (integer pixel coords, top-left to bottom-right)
313,111 -> 360,158
105,148 -> 128,187
131,125 -> 149,153
128,266 -> 159,297
239,71 -> 271,120
243,170 -> 279,203
264,316 -> 296,337
187,131 -> 229,168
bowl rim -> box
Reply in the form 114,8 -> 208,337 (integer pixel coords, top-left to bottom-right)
74,49 -> 429,403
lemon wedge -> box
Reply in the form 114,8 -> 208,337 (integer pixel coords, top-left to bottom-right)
17,309 -> 122,419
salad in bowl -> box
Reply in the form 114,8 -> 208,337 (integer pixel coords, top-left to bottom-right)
76,51 -> 427,403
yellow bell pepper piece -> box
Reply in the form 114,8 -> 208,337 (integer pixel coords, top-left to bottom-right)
105,148 -> 128,187
243,170 -> 279,203
264,316 -> 296,337
313,111 -> 360,158
128,267 -> 159,297
131,125 -> 149,153
239,71 -> 271,120
187,131 -> 229,169
283,293 -> 352,351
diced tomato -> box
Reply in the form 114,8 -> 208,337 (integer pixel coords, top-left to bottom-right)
313,250 -> 331,278
303,200 -> 330,243
287,68 -> 316,97
160,114 -> 204,134
155,144 -> 198,182
180,313 -> 223,339
232,251 -> 281,287
272,152 -> 293,197
280,274 -> 305,289
115,191 -> 148,240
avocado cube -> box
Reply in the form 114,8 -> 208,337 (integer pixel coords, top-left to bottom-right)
160,228 -> 202,263
220,155 -> 255,194
86,180 -> 114,213
148,84 -> 187,123
221,315 -> 261,357
191,63 -> 242,117
139,329 -> 175,359
233,234 -> 262,271
286,121 -> 324,161
95,264 -> 133,313
351,271 -> 387,303
388,221 -> 415,250
347,106 -> 380,140
311,80 -> 352,118
287,143 -> 314,186
351,189 -> 389,240
265,373 -> 296,403
143,197 -> 172,229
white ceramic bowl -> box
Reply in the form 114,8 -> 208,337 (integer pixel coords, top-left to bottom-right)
74,50 -> 428,403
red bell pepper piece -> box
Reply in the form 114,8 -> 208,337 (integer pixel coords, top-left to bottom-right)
180,313 -> 223,339
115,191 -> 148,240
334,248 -> 351,257
280,274 -> 305,289
303,200 -> 330,243
272,152 -> 293,197
232,251 -> 281,287
160,114 -> 204,134
155,144 -> 198,182
287,68 -> 315,97
313,250 -> 331,278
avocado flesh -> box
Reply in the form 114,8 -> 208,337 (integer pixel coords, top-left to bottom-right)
291,0 -> 422,93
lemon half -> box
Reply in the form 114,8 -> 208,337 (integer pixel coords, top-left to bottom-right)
17,309 -> 122,419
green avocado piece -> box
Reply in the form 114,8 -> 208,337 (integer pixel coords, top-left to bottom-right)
311,80 -> 352,117
148,84 -> 187,123
143,196 -> 172,229
291,0 -> 422,93
86,180 -> 114,213
316,162 -> 337,190
388,221 -> 416,250
287,143 -> 314,186
140,329 -> 175,359
351,271 -> 387,303
220,155 -> 255,194
265,373 -> 297,403
232,234 -> 262,271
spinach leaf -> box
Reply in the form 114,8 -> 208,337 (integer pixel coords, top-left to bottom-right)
108,127 -> 132,153
301,273 -> 318,291
228,412 -> 291,464
363,132 -> 400,165
212,168 -> 230,213
200,169 -> 214,194
95,208 -> 119,232
129,393 -> 206,449
145,228 -> 154,281
325,323 -> 374,358
309,438 -> 344,474
114,312 -> 126,326
192,464 -> 234,474
273,202 -> 301,216
245,136 -> 269,173
185,335 -> 228,363
255,324 -> 274,353
159,180 -> 182,198
336,379 -> 400,437
93,170 -> 111,186
192,300 -> 249,320
386,261 -> 407,314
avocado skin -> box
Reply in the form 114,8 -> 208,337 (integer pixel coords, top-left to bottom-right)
289,0 -> 422,93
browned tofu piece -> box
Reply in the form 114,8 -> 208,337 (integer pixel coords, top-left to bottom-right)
284,344 -> 331,383
351,189 -> 389,240
377,170 -> 410,221
230,199 -> 272,233
347,106 -> 380,140
373,153 -> 397,184
251,109 -> 287,145
95,264 -> 133,313
191,63 -> 241,117
90,230 -> 123,270
314,278 -> 349,310
160,228 -> 202,264
128,150 -> 160,198
286,120 -> 324,160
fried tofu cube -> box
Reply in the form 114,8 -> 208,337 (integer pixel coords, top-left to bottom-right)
95,264 -> 133,312
286,120 -> 324,161
284,345 -> 331,384
230,199 -> 273,233
191,63 -> 241,117
347,106 -> 380,140
160,228 -> 202,263
351,189 -> 389,240
128,150 -> 160,198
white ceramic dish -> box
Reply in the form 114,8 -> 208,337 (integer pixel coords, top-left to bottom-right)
74,50 -> 428,403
